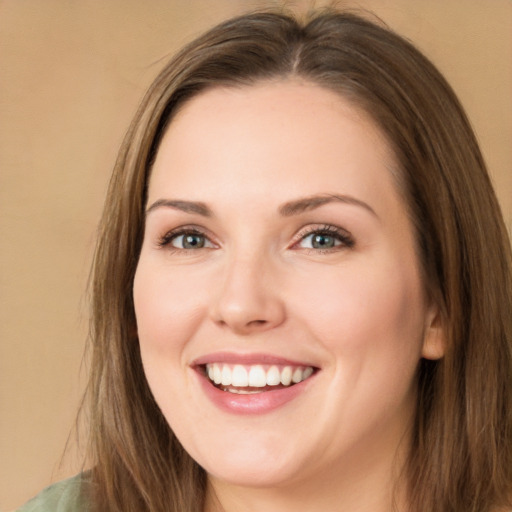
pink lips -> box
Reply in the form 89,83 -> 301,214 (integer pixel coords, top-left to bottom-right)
192,352 -> 312,367
192,352 -> 318,415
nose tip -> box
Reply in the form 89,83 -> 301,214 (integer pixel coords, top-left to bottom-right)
215,307 -> 281,335
210,261 -> 285,335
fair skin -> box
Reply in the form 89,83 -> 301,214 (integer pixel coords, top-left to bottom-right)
133,81 -> 444,512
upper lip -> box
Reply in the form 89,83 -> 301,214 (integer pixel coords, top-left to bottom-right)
191,352 -> 318,368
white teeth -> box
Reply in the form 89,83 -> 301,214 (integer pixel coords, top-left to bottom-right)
221,365 -> 232,386
205,363 -> 315,389
213,365 -> 222,384
232,365 -> 249,387
303,366 -> 313,379
280,366 -> 293,386
292,368 -> 303,384
223,388 -> 261,394
248,365 -> 267,387
266,366 -> 281,386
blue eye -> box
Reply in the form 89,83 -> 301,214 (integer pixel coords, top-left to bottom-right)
297,226 -> 354,251
171,233 -> 207,249
158,229 -> 215,250
300,233 -> 341,249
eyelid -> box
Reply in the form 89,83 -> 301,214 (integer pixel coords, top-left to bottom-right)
290,224 -> 355,251
154,223 -> 354,252
156,225 -> 219,250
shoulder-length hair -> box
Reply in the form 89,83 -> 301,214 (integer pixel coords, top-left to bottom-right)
84,9 -> 512,512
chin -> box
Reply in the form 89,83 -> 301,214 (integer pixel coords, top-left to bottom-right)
204,459 -> 302,489
189,435 -> 310,489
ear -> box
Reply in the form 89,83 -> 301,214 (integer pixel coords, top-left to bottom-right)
421,304 -> 446,360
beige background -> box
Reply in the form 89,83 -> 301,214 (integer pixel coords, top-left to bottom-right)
1,0 -> 511,509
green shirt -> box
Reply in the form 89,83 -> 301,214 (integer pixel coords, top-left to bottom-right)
17,474 -> 89,512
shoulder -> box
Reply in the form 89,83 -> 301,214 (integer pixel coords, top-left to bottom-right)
16,473 -> 92,512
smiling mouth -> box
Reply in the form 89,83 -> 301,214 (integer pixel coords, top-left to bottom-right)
203,363 -> 316,394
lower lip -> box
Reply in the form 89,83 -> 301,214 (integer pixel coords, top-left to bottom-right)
195,370 -> 315,415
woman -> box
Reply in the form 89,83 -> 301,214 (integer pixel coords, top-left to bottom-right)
20,9 -> 512,512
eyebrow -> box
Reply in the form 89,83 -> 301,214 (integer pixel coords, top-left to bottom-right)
278,194 -> 377,217
145,199 -> 213,217
145,193 -> 377,219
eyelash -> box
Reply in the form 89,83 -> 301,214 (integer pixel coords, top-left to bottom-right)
157,226 -> 213,251
292,224 -> 355,252
157,224 -> 355,253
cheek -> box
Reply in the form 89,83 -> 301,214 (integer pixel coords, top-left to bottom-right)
133,260 -> 207,358
133,261 -> 203,424
291,256 -> 427,365
290,257 -> 427,436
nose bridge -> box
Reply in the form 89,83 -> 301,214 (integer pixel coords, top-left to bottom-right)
211,245 -> 285,334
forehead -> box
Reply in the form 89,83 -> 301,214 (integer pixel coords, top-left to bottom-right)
148,81 -> 401,216
163,81 -> 389,158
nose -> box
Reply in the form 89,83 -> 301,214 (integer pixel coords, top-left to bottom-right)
210,254 -> 286,335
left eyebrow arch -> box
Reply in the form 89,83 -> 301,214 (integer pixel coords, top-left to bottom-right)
145,199 -> 213,217
278,194 -> 378,218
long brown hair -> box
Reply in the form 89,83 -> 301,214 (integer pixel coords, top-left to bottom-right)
84,9 -> 512,512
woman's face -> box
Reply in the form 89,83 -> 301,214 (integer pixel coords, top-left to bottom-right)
133,82 -> 442,490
